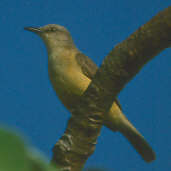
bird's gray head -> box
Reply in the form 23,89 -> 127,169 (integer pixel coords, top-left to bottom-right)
25,24 -> 74,52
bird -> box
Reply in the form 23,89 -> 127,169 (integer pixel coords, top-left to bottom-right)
24,24 -> 155,162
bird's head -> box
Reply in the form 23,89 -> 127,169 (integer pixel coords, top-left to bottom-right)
24,24 -> 74,52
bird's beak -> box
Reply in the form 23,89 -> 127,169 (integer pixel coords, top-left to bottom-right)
24,27 -> 42,34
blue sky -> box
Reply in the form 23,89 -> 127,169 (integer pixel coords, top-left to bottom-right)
0,1 -> 170,171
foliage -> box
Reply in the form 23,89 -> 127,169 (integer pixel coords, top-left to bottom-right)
0,127 -> 59,171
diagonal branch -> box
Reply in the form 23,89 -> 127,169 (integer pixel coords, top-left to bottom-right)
51,7 -> 171,171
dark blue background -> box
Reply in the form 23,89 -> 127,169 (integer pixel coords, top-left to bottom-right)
0,1 -> 170,170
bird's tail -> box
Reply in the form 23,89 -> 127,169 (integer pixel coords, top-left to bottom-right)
117,116 -> 156,162
104,104 -> 155,163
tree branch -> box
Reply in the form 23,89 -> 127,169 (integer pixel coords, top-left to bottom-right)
51,6 -> 171,171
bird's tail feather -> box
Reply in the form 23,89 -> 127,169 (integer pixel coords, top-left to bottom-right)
118,117 -> 156,162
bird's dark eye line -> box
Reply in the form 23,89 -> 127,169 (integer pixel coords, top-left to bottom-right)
44,29 -> 65,33
45,29 -> 56,32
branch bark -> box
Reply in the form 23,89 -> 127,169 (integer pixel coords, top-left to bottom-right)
51,7 -> 171,171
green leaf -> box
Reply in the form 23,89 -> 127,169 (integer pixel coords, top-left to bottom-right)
0,127 -> 60,171
0,127 -> 30,171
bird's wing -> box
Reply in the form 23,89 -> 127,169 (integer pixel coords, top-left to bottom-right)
75,52 -> 98,80
75,52 -> 122,110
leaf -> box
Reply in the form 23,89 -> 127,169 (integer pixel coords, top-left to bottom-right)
0,127 -> 60,171
0,127 -> 30,171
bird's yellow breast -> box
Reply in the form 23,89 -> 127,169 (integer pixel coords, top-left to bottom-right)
48,50 -> 91,98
